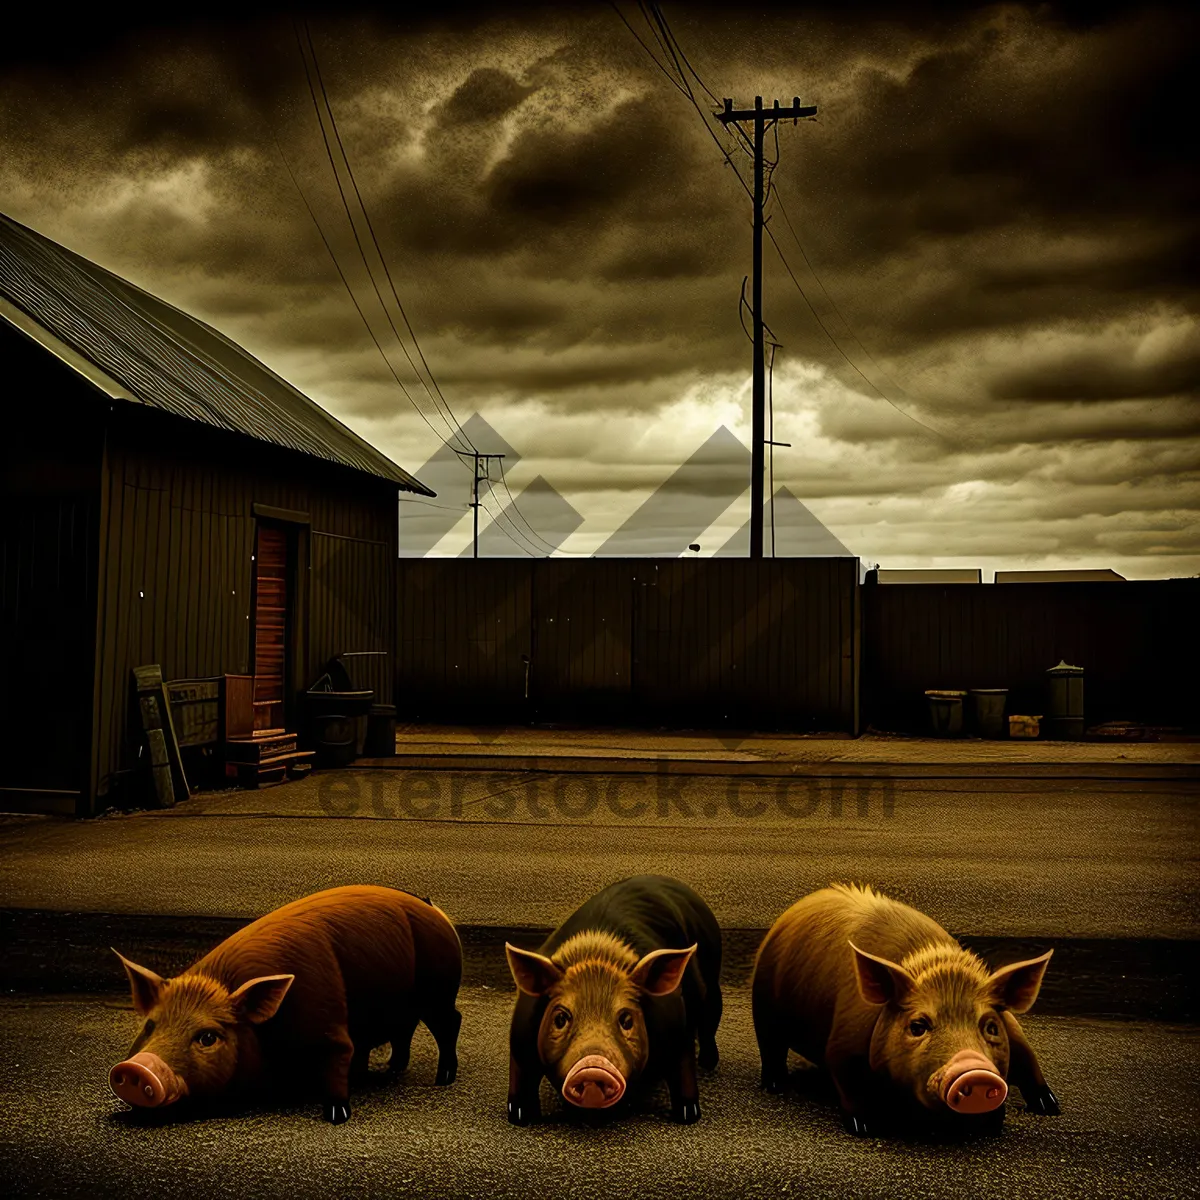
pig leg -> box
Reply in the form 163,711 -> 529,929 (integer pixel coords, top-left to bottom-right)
1001,1010 -> 1060,1116
826,1047 -> 881,1137
317,1027 -> 356,1124
421,1003 -> 461,1086
755,1024 -> 790,1094
507,1051 -> 543,1126
665,1045 -> 702,1124
698,983 -> 722,1072
387,1010 -> 422,1076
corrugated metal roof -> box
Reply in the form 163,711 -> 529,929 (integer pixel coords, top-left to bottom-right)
0,213 -> 433,494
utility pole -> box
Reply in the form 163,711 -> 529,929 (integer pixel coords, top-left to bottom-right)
716,96 -> 816,558
455,448 -> 506,558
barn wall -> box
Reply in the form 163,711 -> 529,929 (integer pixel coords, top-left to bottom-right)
861,579 -> 1200,732
90,405 -> 399,810
0,337 -> 104,811
395,557 -> 860,731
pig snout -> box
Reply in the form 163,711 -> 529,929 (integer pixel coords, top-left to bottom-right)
937,1051 -> 1008,1115
109,1053 -> 188,1109
561,1055 -> 627,1110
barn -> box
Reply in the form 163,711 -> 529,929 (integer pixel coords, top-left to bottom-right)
0,213 -> 432,816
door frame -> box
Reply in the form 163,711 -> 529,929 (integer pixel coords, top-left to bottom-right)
250,504 -> 310,731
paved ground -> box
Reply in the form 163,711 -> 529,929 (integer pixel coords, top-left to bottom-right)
393,725 -> 1200,763
377,726 -> 1200,775
1,988 -> 1194,1200
2,773 -> 1195,939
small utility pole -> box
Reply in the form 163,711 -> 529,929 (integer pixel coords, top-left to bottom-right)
716,96 -> 816,558
456,449 -> 506,559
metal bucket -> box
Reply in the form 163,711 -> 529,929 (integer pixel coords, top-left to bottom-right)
969,689 -> 1009,738
925,690 -> 967,736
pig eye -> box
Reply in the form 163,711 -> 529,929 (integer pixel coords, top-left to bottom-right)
618,1010 -> 635,1032
984,1019 -> 1001,1038
908,1018 -> 930,1037
194,1030 -> 220,1048
552,1008 -> 571,1031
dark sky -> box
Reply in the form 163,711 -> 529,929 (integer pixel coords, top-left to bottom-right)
1,1 -> 1196,573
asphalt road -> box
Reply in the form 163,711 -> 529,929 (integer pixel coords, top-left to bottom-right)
1,988 -> 1195,1200
1,772 -> 1196,939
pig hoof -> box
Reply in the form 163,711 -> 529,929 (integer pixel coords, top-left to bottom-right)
1024,1086 -> 1060,1116
844,1114 -> 875,1138
507,1097 -> 539,1126
699,1045 -> 719,1072
673,1100 -> 701,1125
435,1062 -> 457,1087
324,1101 -> 351,1124
760,1071 -> 789,1095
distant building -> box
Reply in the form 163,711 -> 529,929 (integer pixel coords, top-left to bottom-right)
1,213 -> 432,815
875,568 -> 982,584
995,569 -> 1126,583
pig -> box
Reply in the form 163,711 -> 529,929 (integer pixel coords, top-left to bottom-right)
109,885 -> 462,1123
505,874 -> 722,1126
752,883 -> 1060,1137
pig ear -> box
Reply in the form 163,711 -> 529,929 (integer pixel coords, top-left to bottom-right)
849,942 -> 915,1006
988,950 -> 1052,1014
112,949 -> 165,1016
630,945 -> 697,997
505,944 -> 564,996
229,975 -> 294,1024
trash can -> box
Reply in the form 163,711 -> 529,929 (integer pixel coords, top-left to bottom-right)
925,690 -> 967,736
303,670 -> 374,765
968,689 -> 1009,738
309,712 -> 358,767
365,703 -> 397,757
1044,660 -> 1084,740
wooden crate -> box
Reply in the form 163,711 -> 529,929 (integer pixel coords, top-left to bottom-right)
223,675 -> 255,740
165,678 -> 221,748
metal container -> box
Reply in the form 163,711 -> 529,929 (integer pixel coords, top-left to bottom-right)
365,703 -> 397,757
1045,660 -> 1084,740
968,688 -> 1009,739
925,690 -> 967,736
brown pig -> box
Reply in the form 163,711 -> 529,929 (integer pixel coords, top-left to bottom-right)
109,885 -> 462,1123
752,883 -> 1060,1136
506,874 -> 723,1126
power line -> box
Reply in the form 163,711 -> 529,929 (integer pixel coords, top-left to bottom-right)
613,4 -> 949,442
293,25 -> 573,557
303,23 -> 476,458
303,22 -> 583,559
295,22 -> 472,457
269,131 -> 457,450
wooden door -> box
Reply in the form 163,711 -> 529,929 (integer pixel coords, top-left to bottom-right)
252,523 -> 290,731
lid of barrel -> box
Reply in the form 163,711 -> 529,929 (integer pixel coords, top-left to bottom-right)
369,704 -> 397,716
925,689 -> 968,697
1046,660 -> 1083,675
969,688 -> 1008,695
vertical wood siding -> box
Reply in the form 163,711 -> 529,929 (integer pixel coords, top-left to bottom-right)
0,493 -> 99,798
395,558 -> 859,730
90,408 -> 399,808
861,580 -> 1200,732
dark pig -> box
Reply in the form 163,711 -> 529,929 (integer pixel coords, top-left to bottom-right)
505,874 -> 722,1126
109,885 -> 462,1123
752,883 -> 1060,1136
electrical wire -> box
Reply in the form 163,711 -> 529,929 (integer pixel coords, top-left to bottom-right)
294,23 -> 574,556
614,3 -> 949,441
303,23 -> 476,457
270,131 -> 456,450
296,23 -> 473,457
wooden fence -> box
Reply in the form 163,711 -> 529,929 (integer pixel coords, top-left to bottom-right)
396,558 -> 860,731
860,578 -> 1200,732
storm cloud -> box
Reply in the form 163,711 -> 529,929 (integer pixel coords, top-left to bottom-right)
0,0 -> 1195,575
